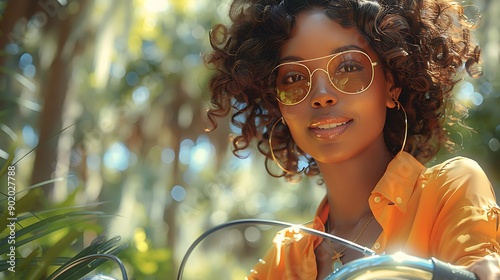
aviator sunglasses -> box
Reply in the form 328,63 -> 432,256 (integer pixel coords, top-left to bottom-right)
272,49 -> 378,105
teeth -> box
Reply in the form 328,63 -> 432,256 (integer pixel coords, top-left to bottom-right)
316,121 -> 349,129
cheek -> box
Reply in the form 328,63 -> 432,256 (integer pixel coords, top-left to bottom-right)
279,103 -> 305,124
364,91 -> 389,131
374,106 -> 388,132
279,104 -> 308,143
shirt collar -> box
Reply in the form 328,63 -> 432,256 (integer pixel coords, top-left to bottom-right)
314,152 -> 425,222
371,151 -> 425,213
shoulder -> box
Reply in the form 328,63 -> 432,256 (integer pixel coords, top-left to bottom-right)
249,219 -> 321,278
426,156 -> 489,183
423,156 -> 495,202
272,218 -> 323,246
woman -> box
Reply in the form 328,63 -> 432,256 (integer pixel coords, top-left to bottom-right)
204,0 -> 500,278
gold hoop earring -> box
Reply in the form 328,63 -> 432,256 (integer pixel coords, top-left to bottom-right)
394,100 -> 408,155
269,117 -> 304,175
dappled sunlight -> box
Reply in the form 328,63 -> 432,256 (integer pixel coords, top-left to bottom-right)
0,0 -> 499,279
456,81 -> 484,106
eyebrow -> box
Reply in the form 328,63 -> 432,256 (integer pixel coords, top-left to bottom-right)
278,44 -> 367,63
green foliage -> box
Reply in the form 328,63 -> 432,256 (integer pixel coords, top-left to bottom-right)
46,236 -> 128,280
0,0 -> 498,278
0,162 -> 127,279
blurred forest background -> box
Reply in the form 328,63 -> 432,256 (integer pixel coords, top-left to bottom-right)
0,0 -> 498,279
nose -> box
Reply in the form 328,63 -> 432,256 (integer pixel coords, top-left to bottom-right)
309,70 -> 338,108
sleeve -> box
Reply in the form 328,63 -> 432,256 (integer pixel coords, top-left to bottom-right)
429,157 -> 500,266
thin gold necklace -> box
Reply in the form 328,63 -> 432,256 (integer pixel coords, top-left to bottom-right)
326,215 -> 374,271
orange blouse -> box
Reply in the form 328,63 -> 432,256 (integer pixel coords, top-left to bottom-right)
246,152 -> 500,279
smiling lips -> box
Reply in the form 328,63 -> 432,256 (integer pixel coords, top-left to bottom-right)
309,118 -> 352,139
314,121 -> 350,129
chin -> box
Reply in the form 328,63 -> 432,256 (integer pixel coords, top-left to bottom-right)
312,151 -> 354,165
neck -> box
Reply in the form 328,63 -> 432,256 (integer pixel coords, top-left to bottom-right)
318,140 -> 393,227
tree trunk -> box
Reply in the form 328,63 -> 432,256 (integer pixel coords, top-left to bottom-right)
26,0 -> 88,207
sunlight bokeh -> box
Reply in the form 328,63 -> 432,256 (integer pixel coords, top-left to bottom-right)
0,0 -> 499,279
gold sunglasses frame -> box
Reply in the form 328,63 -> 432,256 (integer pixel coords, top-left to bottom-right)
273,49 -> 378,106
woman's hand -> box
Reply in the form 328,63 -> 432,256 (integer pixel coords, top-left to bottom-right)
466,254 -> 500,280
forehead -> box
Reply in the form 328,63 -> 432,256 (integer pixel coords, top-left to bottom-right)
280,8 -> 373,60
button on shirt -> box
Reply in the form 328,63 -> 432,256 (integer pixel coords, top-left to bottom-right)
247,152 -> 500,280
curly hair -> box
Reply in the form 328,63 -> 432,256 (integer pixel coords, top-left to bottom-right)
204,0 -> 481,181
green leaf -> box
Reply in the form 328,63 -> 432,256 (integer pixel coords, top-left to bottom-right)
25,229 -> 81,280
0,211 -> 112,254
47,234 -> 128,280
